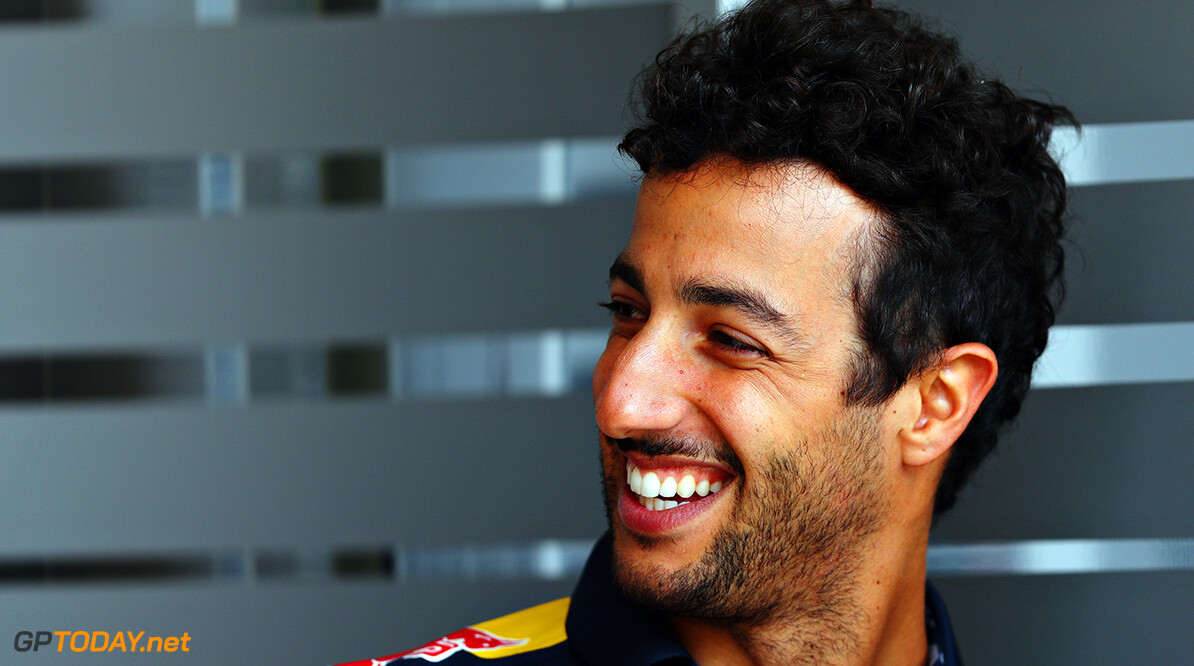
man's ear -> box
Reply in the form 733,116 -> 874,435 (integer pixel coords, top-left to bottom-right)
900,343 -> 998,467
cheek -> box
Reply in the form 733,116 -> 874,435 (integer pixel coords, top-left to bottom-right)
696,371 -> 783,445
701,373 -> 847,469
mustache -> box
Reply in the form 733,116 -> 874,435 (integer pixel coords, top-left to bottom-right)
609,434 -> 744,476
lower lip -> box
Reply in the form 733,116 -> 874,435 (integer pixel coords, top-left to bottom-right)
617,479 -> 723,535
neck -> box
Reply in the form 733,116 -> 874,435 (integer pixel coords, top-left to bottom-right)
668,529 -> 930,666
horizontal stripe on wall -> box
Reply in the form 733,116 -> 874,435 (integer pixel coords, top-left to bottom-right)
1053,120 -> 1194,186
928,538 -> 1194,576
0,319 -> 1183,405
3,537 -> 1191,587
0,119 -> 1182,219
1033,321 -> 1194,388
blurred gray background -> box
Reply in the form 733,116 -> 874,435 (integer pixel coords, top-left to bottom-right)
0,0 -> 1189,663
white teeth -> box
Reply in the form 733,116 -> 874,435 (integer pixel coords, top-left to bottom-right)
638,498 -> 685,511
629,466 -> 643,494
626,461 -> 728,509
658,476 -> 677,498
677,475 -> 696,498
640,472 -> 661,498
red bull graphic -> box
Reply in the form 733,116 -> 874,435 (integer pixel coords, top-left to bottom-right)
337,627 -> 528,665
399,627 -> 528,662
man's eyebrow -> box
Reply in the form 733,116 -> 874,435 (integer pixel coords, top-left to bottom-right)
680,278 -> 802,348
608,257 -> 645,294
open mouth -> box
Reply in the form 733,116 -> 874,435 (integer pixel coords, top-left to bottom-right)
625,459 -> 731,512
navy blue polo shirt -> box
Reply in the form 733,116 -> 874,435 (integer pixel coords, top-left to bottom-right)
332,533 -> 962,665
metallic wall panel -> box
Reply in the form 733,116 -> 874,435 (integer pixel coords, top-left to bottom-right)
1059,179 -> 1194,326
0,4 -> 672,160
902,0 -> 1194,124
931,382 -> 1194,542
934,572 -> 1194,665
929,538 -> 1194,577
0,1 -> 1188,664
1033,322 -> 1194,388
1053,121 -> 1194,187
0,201 -> 634,350
0,397 -> 606,552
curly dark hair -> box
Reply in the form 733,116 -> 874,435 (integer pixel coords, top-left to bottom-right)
619,0 -> 1075,515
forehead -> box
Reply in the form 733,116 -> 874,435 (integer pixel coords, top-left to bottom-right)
625,160 -> 880,301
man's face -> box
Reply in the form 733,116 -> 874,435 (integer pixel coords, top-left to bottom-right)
592,160 -> 898,624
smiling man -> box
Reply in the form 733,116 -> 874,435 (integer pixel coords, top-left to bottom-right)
595,162 -> 931,665
333,1 -> 1073,665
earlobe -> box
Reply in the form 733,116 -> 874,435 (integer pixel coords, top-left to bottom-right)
900,343 -> 998,467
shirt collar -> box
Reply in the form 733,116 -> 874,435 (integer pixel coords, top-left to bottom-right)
925,579 -> 964,666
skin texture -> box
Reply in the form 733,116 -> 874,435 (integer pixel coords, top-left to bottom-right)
592,159 -> 997,665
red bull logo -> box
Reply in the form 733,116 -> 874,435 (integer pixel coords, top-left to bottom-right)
339,627 -> 528,665
398,627 -> 527,662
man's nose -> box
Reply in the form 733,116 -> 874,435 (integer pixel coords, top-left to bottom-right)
594,326 -> 691,440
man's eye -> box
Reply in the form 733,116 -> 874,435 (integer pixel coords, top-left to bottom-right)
597,301 -> 644,320
708,329 -> 766,356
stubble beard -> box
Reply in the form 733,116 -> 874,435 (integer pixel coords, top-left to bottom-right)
600,406 -> 888,659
